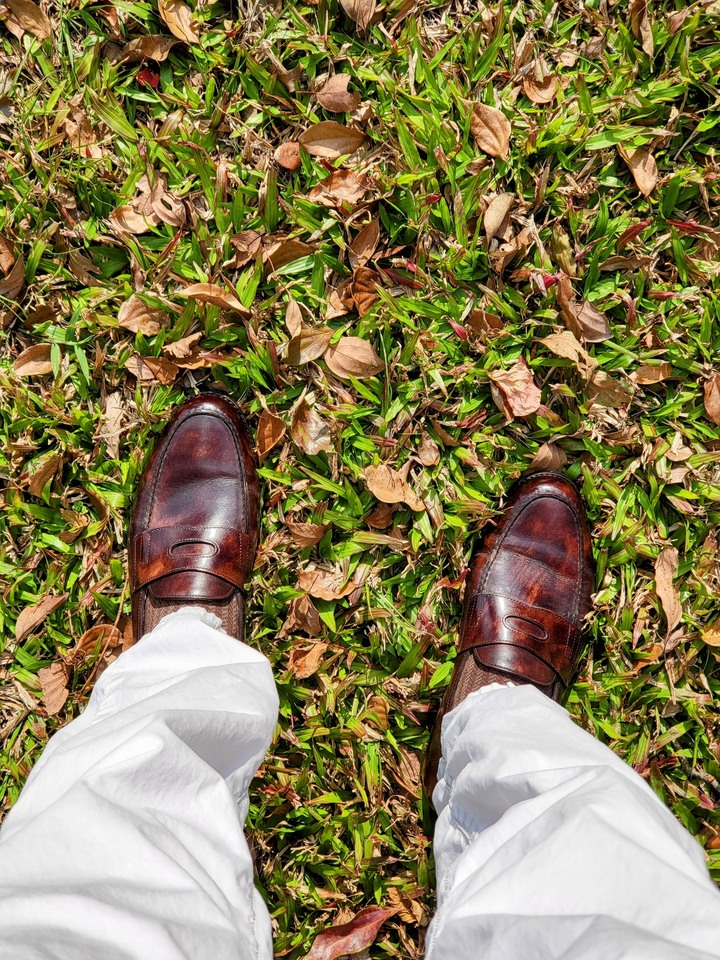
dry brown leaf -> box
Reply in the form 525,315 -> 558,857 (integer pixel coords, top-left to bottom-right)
163,332 -> 203,360
287,641 -> 328,679
257,410 -> 286,462
523,72 -> 559,104
338,0 -> 377,31
15,593 -> 69,642
417,432 -> 440,467
633,363 -> 672,385
366,502 -> 394,528
120,34 -> 179,62
466,308 -> 504,338
306,906 -> 395,960
587,371 -> 633,408
350,266 -> 379,316
13,343 -> 53,377
178,282 -> 247,314
27,453 -> 63,497
64,109 -> 102,159
286,327 -> 333,365
286,521 -> 329,548
0,253 -> 26,299
655,546 -> 682,639
285,299 -> 303,337
349,220 -> 380,268
325,336 -> 383,380
556,275 -> 611,343
299,121 -> 366,160
118,295 -> 165,335
274,141 -> 301,171
263,238 -> 314,273
700,624 -> 720,648
0,234 -> 15,273
298,568 -> 357,600
315,74 -> 361,113
282,595 -> 322,637
488,359 -> 542,419
469,102 -> 511,160
38,661 -> 70,716
309,170 -> 369,209
70,623 -> 123,663
364,464 -> 423,511
484,193 -> 515,243
151,182 -> 186,227
540,330 -> 596,374
619,146 -> 658,197
629,0 -> 654,55
703,374 -> 720,425
68,251 -> 101,286
291,399 -> 333,455
531,442 -> 568,470
230,230 -> 263,267
100,393 -> 124,460
158,0 -> 199,43
125,355 -> 179,384
5,0 -> 51,39
109,205 -> 159,235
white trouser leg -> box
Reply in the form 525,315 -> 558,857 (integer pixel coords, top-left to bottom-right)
0,608 -> 278,960
427,684 -> 720,960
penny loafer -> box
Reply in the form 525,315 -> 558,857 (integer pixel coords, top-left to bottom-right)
424,471 -> 594,795
129,394 -> 259,642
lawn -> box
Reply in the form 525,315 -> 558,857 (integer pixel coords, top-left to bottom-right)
2,0 -> 720,955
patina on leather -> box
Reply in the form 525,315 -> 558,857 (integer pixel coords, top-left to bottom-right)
424,471 -> 594,796
129,394 -> 259,642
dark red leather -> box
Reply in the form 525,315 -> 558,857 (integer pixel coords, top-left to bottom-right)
129,394 -> 259,640
424,471 -> 594,795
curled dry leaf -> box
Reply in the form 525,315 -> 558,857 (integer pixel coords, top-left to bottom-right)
125,355 -> 179,384
417,432 -> 440,467
15,592 -> 69,642
5,0 -> 51,39
655,545 -> 682,640
13,343 -> 53,376
364,464 -> 423,511
0,253 -> 26,299
264,237 -> 314,273
163,331 -> 202,360
619,146 -> 658,198
522,61 -> 559,104
69,623 -> 123,664
349,220 -> 380,268
309,170 -> 370,209
27,453 -> 63,497
531,442 -> 568,470
287,641 -> 328,679
118,294 -> 165,335
350,266 -> 379,316
100,392 -> 125,460
315,74 -> 361,113
540,330 -> 596,375
286,521 -> 329,548
629,0 -> 654,56
488,359 -> 542,419
703,373 -> 720,425
633,362 -> 672,385
120,35 -> 179,62
339,0 -> 377,31
286,327 -> 333,365
257,409 -> 286,462
178,282 -> 248,314
556,274 -> 611,343
484,192 -> 515,244
38,661 -> 70,716
274,141 -> 301,171
0,233 -> 15,273
587,370 -> 633,408
109,205 -> 159,235
281,595 -> 322,637
469,102 -> 511,160
68,251 -> 101,286
299,121 -> 366,160
700,624 -> 720,648
158,0 -> 200,43
306,905 -> 395,960
231,230 -> 263,267
291,399 -> 333,455
298,568 -> 357,600
325,336 -> 383,380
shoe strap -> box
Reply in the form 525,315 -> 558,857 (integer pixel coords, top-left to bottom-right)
132,525 -> 254,592
459,593 -> 581,688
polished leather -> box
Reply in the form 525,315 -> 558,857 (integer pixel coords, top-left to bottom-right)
424,471 -> 593,795
129,394 -> 259,641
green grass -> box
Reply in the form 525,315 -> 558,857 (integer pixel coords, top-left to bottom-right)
2,0 -> 720,955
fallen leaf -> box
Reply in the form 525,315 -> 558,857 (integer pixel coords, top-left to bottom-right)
488,359 -> 542,419
469,102 -> 511,160
69,623 -> 123,663
275,141 -> 301,171
366,502 -> 394,528
15,593 -> 69,642
64,109 -> 102,159
286,327 -> 333,365
633,363 -> 672,384
120,34 -> 179,62
0,234 -> 15,273
13,343 -> 53,376
466,308 -> 504,338
298,568 -> 357,600
109,205 -> 159,235
299,121 -> 366,160
523,70 -> 559,104
655,546 -> 681,639
531,442 -> 568,470
118,294 -> 165,335
287,641 -> 328,679
556,274 -> 611,342
703,374 -> 720,425
163,332 -> 203,360
264,238 -> 314,273
315,74 -> 361,113
484,192 -> 515,243
309,170 -> 370,209
0,253 -> 26,299
230,230 -> 263,267
38,661 -> 69,716
325,336 -> 383,379
150,180 -> 185,227
124,355 -> 179,384
291,399 -> 333,455
587,370 -> 633,408
282,595 -> 322,637
27,453 -> 63,496
100,393 -> 124,460
285,298 -> 303,336
338,0 -> 377,31
417,432 -> 440,466
178,282 -> 248,314
158,0 -> 199,43
551,227 -> 577,277
364,464 -> 423,511
619,146 -> 658,197
286,521 -> 329,547
349,220 -> 380,268
306,905 -> 395,960
700,624 -> 720,648
68,251 -> 101,286
540,330 -> 596,374
350,266 -> 379,316
629,0 -> 653,56
257,410 -> 286,462
5,0 -> 51,39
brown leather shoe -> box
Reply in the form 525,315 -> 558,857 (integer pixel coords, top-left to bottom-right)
129,394 -> 259,642
424,471 -> 593,795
